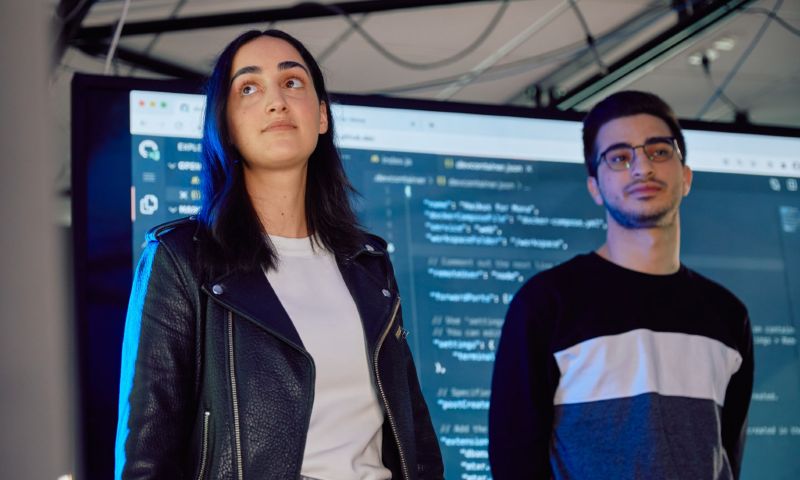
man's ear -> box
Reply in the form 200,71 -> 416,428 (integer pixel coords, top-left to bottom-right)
319,101 -> 329,134
586,176 -> 603,206
682,164 -> 693,197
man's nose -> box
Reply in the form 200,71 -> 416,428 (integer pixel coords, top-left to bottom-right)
629,146 -> 654,177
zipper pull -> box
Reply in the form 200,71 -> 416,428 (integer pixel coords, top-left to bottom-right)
395,326 -> 409,340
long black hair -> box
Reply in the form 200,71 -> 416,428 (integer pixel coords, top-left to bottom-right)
198,29 -> 364,273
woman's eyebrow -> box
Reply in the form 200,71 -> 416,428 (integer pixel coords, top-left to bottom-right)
277,60 -> 310,76
230,65 -> 260,87
229,61 -> 310,87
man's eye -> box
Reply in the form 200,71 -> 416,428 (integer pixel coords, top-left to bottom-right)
653,147 -> 671,156
241,84 -> 257,96
285,78 -> 305,89
608,151 -> 630,164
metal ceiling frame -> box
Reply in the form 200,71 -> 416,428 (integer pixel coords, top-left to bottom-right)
75,41 -> 205,79
53,0 -> 98,68
69,0 -> 497,80
550,0 -> 756,111
64,0 -> 760,110
507,0 -> 674,106
72,0 -> 493,41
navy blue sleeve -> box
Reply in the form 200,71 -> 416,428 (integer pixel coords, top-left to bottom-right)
721,313 -> 754,479
489,279 -> 559,479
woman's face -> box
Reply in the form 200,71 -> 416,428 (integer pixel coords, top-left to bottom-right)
226,36 -> 328,173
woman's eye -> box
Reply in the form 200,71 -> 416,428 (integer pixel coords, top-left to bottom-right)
241,84 -> 257,96
285,78 -> 305,89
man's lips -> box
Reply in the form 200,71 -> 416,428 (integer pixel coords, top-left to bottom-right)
625,181 -> 665,195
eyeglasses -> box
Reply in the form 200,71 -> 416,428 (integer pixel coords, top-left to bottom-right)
596,136 -> 681,172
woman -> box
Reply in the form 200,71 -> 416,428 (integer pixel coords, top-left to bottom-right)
115,29 -> 443,480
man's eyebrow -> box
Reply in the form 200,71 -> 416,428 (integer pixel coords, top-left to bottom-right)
230,65 -> 260,87
602,142 -> 633,152
645,135 -> 674,142
601,136 -> 673,152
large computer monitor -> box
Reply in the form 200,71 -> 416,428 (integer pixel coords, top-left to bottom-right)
72,73 -> 800,479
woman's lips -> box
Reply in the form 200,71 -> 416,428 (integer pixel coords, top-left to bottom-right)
263,120 -> 296,132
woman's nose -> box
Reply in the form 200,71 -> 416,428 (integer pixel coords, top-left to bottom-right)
265,89 -> 288,113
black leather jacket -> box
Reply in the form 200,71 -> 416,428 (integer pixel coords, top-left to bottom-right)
115,218 -> 443,479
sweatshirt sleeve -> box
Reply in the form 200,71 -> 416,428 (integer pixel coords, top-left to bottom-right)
721,312 -> 754,479
489,279 -> 559,479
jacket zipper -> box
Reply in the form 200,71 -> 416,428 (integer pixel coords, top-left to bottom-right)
373,297 -> 410,480
218,273 -> 316,478
227,311 -> 244,480
196,410 -> 211,480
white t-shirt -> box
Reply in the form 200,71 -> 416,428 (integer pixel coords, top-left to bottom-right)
265,234 -> 391,480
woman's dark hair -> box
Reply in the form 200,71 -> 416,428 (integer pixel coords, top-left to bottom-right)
582,90 -> 686,178
198,29 -> 364,272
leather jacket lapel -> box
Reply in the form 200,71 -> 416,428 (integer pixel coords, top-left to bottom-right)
338,256 -> 397,351
202,268 -> 304,350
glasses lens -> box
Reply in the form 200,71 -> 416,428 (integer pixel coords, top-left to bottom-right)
643,139 -> 675,162
603,147 -> 633,170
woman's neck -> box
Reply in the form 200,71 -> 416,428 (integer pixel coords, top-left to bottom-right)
243,164 -> 308,238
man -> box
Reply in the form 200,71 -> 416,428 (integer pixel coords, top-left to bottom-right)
488,91 -> 753,479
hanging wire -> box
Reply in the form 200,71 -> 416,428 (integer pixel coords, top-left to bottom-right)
700,53 -> 741,115
317,14 -> 368,63
57,0 -> 94,24
695,0 -> 783,118
376,35 -> 607,94
127,0 -> 189,76
303,0 -> 510,70
745,6 -> 800,38
568,0 -> 607,75
103,0 -> 132,75
374,2 -> 670,95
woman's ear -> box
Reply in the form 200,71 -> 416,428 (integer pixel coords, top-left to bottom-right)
319,101 -> 329,134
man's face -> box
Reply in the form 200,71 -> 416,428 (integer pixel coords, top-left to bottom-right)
587,113 -> 692,229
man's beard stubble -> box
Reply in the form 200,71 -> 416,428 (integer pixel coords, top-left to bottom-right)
600,179 -> 680,230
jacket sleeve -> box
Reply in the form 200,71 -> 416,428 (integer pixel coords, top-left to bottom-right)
721,313 -> 754,479
115,240 -> 198,480
379,245 -> 444,479
489,279 -> 558,479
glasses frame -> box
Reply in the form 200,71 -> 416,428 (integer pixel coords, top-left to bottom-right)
596,136 -> 681,172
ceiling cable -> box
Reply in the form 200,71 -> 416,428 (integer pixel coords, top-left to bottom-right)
317,14 -> 369,63
57,0 -> 94,24
103,0 -> 132,75
568,0 -> 608,75
306,0 -> 510,70
745,6 -> 800,38
700,53 -> 742,115
696,0 -> 782,118
127,0 -> 189,76
435,0 -> 572,100
376,8 -> 652,96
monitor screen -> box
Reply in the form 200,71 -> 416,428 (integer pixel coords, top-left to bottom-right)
73,73 -> 800,479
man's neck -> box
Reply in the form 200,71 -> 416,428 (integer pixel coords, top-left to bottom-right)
596,214 -> 681,275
